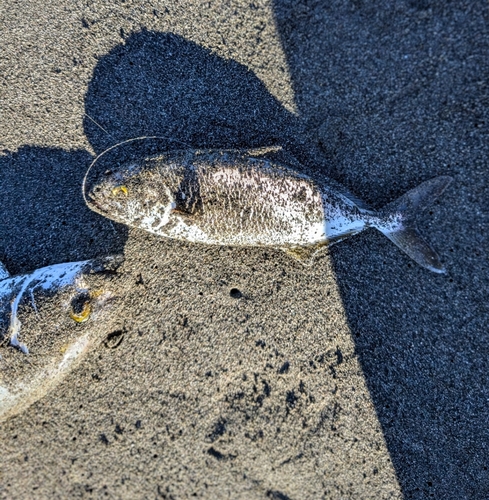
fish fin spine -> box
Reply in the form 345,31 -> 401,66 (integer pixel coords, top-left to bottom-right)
246,145 -> 283,157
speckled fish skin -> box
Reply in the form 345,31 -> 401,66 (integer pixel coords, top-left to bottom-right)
85,147 -> 452,272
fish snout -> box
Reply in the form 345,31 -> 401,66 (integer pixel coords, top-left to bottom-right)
86,171 -> 129,210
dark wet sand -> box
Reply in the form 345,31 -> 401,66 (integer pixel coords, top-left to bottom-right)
1,1 -> 488,498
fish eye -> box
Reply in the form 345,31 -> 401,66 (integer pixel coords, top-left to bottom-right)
111,185 -> 129,197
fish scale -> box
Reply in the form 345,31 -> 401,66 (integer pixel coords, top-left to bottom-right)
193,160 -> 325,246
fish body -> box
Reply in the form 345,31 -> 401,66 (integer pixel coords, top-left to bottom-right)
85,147 -> 452,272
0,256 -> 122,421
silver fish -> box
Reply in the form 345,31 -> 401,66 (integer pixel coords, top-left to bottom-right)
0,256 -> 122,421
84,146 -> 452,272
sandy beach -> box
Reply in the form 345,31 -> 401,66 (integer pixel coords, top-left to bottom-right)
1,0 -> 488,498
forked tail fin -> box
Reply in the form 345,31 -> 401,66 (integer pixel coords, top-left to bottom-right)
377,176 -> 453,273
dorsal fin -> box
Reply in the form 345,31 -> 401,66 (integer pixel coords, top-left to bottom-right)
325,179 -> 373,213
338,188 -> 371,212
0,262 -> 10,280
245,145 -> 283,157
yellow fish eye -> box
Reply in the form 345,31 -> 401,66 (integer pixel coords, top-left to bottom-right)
70,302 -> 91,323
111,185 -> 128,196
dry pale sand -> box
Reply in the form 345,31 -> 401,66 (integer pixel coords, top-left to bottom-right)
1,1 -> 488,499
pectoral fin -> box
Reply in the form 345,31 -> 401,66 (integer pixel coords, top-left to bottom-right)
0,262 -> 10,281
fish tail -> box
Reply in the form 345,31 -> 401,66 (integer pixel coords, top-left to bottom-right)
376,176 -> 453,273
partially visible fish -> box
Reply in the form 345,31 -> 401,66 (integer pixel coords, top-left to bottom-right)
84,146 -> 452,272
0,255 -> 123,421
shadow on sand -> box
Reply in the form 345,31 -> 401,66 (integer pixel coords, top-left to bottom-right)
0,147 -> 127,275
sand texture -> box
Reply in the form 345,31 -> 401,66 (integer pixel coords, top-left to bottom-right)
1,0 -> 488,498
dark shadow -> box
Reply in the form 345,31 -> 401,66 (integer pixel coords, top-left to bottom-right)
84,30 -> 301,155
272,1 -> 489,498
0,147 -> 127,275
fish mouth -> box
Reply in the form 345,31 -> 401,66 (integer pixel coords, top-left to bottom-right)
84,186 -> 113,214
84,190 -> 106,213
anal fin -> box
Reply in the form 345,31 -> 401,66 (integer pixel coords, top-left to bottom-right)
281,243 -> 328,266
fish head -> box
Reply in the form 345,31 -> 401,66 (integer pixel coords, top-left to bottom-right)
85,163 -> 177,232
0,255 -> 124,421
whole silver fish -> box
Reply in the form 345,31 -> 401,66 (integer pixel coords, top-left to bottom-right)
0,256 -> 122,421
84,146 -> 452,272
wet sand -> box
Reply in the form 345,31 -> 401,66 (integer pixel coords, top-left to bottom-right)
1,1 -> 488,498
